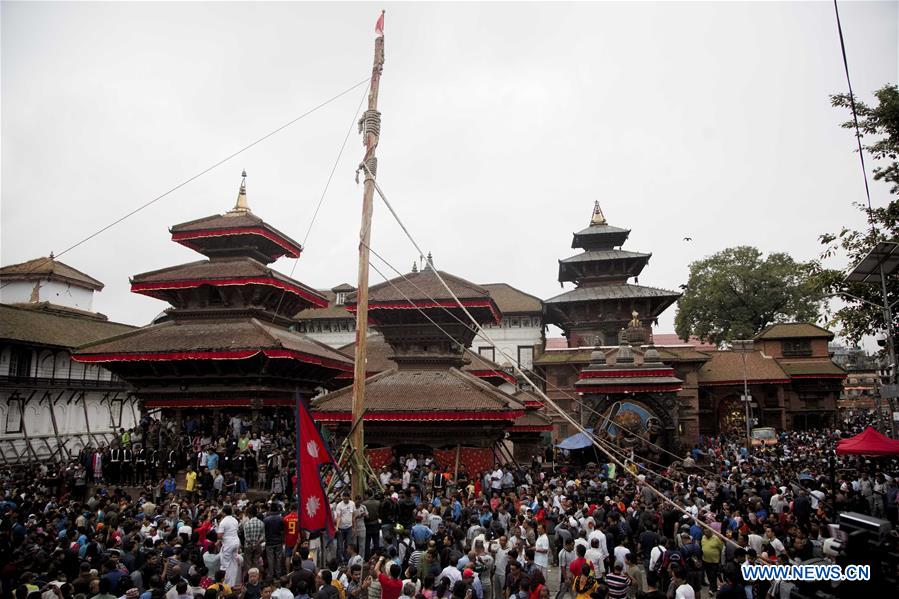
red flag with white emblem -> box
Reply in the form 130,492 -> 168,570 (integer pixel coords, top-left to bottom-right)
295,394 -> 335,535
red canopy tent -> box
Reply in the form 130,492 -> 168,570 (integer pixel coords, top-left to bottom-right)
836,426 -> 899,456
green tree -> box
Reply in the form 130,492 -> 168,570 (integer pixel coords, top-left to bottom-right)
831,84 -> 899,193
817,84 -> 899,345
675,246 -> 821,345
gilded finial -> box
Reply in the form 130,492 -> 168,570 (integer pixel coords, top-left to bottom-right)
590,200 -> 607,226
229,170 -> 250,214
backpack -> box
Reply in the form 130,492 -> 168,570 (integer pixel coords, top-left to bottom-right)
683,544 -> 703,570
663,549 -> 682,573
651,546 -> 667,576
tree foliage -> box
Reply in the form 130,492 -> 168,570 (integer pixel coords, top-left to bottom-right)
675,246 -> 821,345
817,85 -> 899,345
831,84 -> 899,193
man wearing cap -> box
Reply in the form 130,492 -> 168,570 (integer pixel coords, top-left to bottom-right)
461,569 -> 482,599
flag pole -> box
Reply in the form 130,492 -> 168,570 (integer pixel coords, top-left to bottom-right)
350,10 -> 385,498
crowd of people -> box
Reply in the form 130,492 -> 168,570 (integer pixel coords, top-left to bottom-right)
1,410 -> 897,599
62,412 -> 306,501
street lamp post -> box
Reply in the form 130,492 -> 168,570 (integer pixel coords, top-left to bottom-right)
733,339 -> 754,455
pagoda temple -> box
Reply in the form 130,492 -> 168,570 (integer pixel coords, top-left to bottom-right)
74,174 -> 353,420
312,258 -> 526,472
545,202 -> 681,346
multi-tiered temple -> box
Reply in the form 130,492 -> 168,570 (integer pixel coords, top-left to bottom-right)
74,175 -> 353,417
313,258 -> 525,472
545,203 -> 681,346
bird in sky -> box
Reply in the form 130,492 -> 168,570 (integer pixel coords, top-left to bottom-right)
683,237 -> 693,242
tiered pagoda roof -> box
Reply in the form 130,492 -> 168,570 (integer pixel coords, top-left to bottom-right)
545,202 -> 680,347
344,257 -> 500,368
313,257 -> 523,441
169,180 -> 302,263
74,174 -> 352,408
574,341 -> 684,395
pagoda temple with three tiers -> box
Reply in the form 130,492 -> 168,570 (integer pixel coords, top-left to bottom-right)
74,174 -> 353,421
544,202 -> 681,347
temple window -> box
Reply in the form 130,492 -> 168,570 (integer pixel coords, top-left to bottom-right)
517,346 -> 534,369
782,339 -> 812,357
479,346 -> 495,361
8,348 -> 32,378
5,399 -> 22,434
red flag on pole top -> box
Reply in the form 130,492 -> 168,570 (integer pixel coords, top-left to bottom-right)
294,394 -> 336,536
375,10 -> 385,37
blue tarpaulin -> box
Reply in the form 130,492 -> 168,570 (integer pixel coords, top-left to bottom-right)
556,428 -> 594,450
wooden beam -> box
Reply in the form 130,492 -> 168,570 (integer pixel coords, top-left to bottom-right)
46,391 -> 70,459
81,391 -> 101,448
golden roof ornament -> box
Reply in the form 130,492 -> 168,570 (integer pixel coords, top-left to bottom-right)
590,200 -> 607,226
228,170 -> 251,214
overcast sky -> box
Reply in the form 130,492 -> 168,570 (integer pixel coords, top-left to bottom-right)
2,1 -> 897,343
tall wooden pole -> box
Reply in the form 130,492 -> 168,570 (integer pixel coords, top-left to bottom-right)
351,12 -> 385,498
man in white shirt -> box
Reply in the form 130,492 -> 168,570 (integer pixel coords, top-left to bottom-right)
438,564 -> 462,586
534,525 -> 550,576
648,541 -> 667,572
747,532 -> 765,555
491,536 -> 510,599
810,488 -> 826,510
671,564 -> 695,599
764,527 -> 786,556
586,527 -> 609,562
490,468 -> 503,492
334,492 -> 356,564
216,505 -> 241,586
584,538 -> 605,577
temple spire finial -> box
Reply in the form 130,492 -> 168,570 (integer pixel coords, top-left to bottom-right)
230,170 -> 250,214
411,260 -> 419,273
590,200 -> 607,226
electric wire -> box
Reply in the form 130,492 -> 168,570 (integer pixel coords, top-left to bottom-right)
359,230 -> 720,479
363,246 -> 738,547
0,77 -> 371,291
269,84 -> 370,323
359,242 -> 696,489
833,0 -> 876,232
356,167 -> 745,549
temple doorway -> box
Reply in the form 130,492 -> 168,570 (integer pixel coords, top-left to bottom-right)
718,396 -> 746,435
